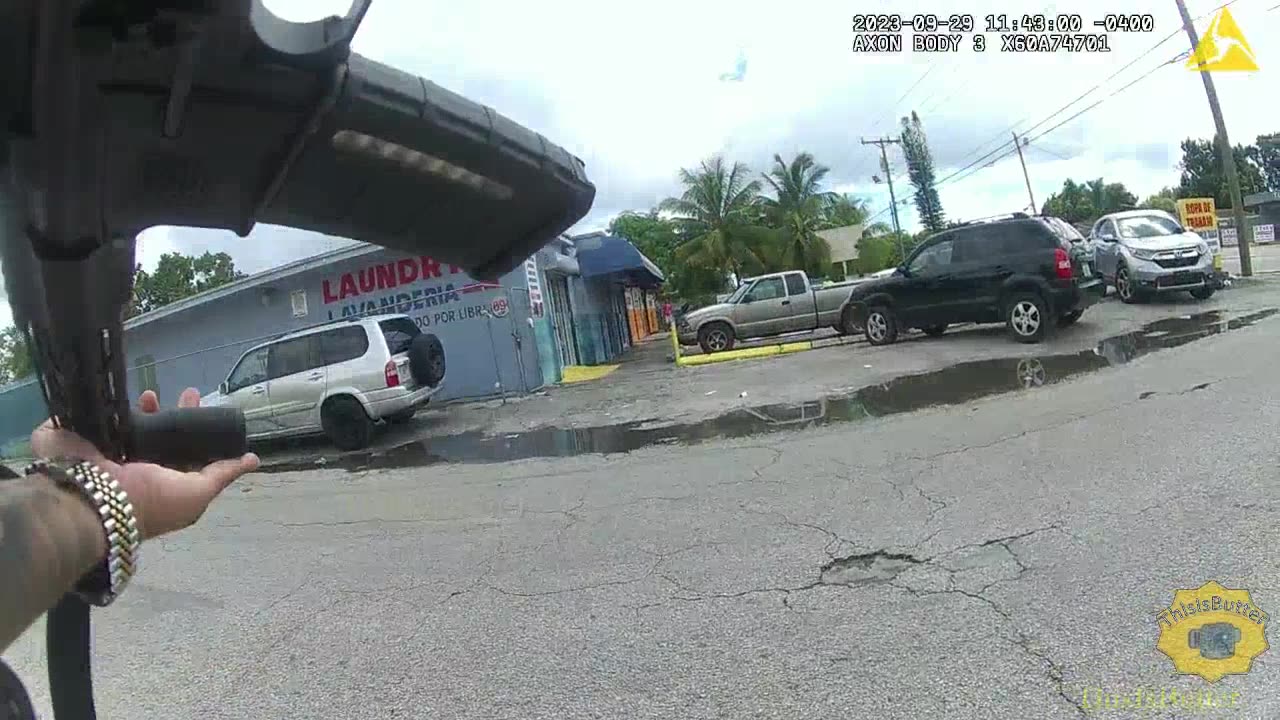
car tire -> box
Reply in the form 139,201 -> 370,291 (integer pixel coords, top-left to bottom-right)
1005,292 -> 1050,344
1057,309 -> 1083,327
1115,265 -> 1141,304
407,333 -> 446,387
1190,286 -> 1215,300
839,307 -> 860,336
322,395 -> 373,451
697,322 -> 735,353
864,306 -> 899,346
922,324 -> 947,337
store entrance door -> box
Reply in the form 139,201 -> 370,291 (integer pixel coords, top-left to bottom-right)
546,274 -> 578,367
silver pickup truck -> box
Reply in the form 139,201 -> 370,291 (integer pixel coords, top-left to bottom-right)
676,270 -> 864,353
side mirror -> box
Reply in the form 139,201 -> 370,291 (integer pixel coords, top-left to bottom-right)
896,265 -> 909,277
740,295 -> 754,304
219,381 -> 230,395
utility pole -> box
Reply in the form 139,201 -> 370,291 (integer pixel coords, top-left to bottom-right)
1012,132 -> 1036,213
862,136 -> 905,259
1174,0 -> 1252,276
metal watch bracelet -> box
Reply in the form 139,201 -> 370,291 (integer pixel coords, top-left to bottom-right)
24,459 -> 140,607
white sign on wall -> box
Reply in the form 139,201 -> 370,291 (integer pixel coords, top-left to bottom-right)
290,290 -> 308,318
1221,227 -> 1238,246
1255,224 -> 1275,244
524,258 -> 544,318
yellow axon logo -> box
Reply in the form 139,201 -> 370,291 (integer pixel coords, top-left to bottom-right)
1157,581 -> 1269,682
1186,7 -> 1258,72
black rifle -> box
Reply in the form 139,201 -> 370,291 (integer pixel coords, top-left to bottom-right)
0,1 -> 594,718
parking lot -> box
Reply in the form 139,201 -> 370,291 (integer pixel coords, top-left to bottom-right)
7,277 -> 1280,719
249,276 -> 1280,471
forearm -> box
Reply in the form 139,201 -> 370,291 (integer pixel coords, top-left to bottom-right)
0,476 -> 106,652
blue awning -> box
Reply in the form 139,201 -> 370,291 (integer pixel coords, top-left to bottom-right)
573,233 -> 665,288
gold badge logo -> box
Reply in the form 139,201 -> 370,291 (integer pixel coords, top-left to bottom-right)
1156,581 -> 1269,682
1186,7 -> 1259,72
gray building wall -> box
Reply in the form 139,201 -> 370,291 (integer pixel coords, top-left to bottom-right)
124,246 -> 541,405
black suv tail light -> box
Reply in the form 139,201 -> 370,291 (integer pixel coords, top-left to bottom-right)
1054,247 -> 1073,279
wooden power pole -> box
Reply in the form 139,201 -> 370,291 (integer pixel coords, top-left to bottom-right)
1174,0 -> 1253,276
1012,132 -> 1036,213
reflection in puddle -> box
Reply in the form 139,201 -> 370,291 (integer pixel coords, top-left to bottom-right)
257,309 -> 1276,473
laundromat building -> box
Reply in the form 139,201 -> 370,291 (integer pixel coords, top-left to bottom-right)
0,232 -> 665,455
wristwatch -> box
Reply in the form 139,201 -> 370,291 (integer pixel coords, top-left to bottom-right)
24,459 -> 140,607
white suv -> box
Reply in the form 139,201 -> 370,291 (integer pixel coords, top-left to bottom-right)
202,314 -> 445,450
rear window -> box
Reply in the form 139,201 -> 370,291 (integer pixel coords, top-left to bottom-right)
319,326 -> 370,365
379,317 -> 421,354
1041,217 -> 1086,244
784,273 -> 807,296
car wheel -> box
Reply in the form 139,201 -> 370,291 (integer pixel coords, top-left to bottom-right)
839,307 -> 860,336
697,322 -> 735,353
864,306 -> 899,346
922,324 -> 947,337
1057,309 -> 1083,327
322,396 -> 373,451
1016,358 -> 1047,388
1115,265 -> 1141,304
408,333 -> 446,387
0,657 -> 35,720
1005,292 -> 1050,344
1190,286 -> 1215,300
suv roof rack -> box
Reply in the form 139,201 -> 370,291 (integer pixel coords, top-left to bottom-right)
954,212 -> 1031,228
265,315 -> 363,344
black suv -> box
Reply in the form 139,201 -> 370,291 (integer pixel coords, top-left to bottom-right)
841,214 -> 1105,345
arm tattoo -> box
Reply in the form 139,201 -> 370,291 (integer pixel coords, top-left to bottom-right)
0,476 -> 106,652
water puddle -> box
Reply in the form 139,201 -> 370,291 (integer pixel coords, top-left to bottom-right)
257,309 -> 1276,473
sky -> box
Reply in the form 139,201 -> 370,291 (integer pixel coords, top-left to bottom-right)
2,0 -> 1278,328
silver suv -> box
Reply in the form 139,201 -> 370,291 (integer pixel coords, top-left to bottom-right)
202,314 -> 445,450
1089,210 -> 1218,303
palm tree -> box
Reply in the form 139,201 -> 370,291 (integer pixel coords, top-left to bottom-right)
659,156 -> 769,281
760,153 -> 839,277
820,193 -> 871,230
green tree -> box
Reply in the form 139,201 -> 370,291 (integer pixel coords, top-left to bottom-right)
1041,178 -> 1137,225
659,156 -> 771,281
819,193 -> 870,230
130,251 -> 246,317
609,211 -> 724,303
899,112 -> 946,232
1246,133 -> 1280,192
849,230 -> 922,275
760,153 -> 837,278
0,326 -> 34,383
1140,187 -> 1179,215
1177,137 -> 1266,208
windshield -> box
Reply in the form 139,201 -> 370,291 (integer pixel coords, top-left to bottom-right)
724,283 -> 751,304
1044,217 -> 1086,243
8,3 -> 1278,718
1116,215 -> 1182,239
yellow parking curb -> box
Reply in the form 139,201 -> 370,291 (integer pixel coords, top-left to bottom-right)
669,321 -> 814,366
677,341 -> 813,366
561,364 -> 620,383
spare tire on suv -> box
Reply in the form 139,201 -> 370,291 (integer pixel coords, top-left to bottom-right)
408,333 -> 446,387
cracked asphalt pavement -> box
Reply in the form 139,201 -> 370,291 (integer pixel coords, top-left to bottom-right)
7,303 -> 1280,718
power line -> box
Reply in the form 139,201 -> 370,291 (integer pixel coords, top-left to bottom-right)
860,0 -> 1246,231
921,0 -> 1233,199
868,64 -> 937,136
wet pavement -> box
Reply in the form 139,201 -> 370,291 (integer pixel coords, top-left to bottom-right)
257,308 -> 1277,474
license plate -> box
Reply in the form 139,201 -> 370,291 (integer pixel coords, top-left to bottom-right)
1080,262 -> 1091,276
